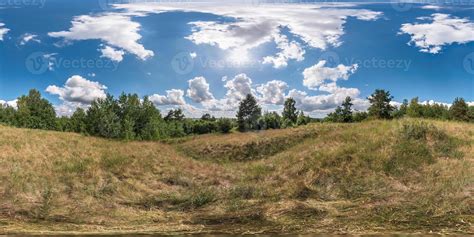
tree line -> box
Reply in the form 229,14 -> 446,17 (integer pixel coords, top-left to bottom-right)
0,89 -> 311,140
0,89 -> 472,140
326,89 -> 474,123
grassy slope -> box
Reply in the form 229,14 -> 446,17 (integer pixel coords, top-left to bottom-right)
0,119 -> 472,235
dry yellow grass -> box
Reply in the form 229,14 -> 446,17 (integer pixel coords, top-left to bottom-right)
0,119 -> 472,235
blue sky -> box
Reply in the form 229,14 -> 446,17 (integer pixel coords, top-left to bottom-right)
0,0 -> 473,117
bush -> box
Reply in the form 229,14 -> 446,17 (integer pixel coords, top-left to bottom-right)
192,120 -> 218,134
385,139 -> 434,176
385,121 -> 461,176
399,121 -> 432,140
217,118 -> 233,133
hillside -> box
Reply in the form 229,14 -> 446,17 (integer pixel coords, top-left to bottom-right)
0,119 -> 473,235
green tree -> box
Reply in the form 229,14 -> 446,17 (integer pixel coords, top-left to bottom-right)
136,96 -> 163,140
326,106 -> 343,123
86,94 -> 122,139
164,109 -> 185,122
217,118 -> 233,133
368,89 -> 394,119
201,113 -> 215,121
261,112 -> 281,129
296,111 -> 310,126
70,108 -> 87,133
0,104 -> 16,125
407,97 -> 423,118
450,98 -> 469,121
393,99 -> 408,118
117,93 -> 142,140
400,99 -> 408,116
282,98 -> 297,124
469,106 -> 474,122
341,96 -> 353,123
236,94 -> 262,132
352,111 -> 368,122
15,89 -> 57,130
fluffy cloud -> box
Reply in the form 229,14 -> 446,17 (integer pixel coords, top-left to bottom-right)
187,76 -> 215,103
149,89 -> 186,106
54,102 -> 90,117
20,33 -> 40,45
256,80 -> 288,105
288,86 -> 361,112
200,74 -> 254,111
263,34 -> 305,68
223,73 -> 254,106
46,75 -> 108,105
100,45 -> 125,62
114,3 -> 381,65
400,14 -> 474,54
116,3 -> 381,49
0,23 -> 9,41
303,60 -> 358,90
282,60 -> 362,113
187,20 -> 278,51
49,14 -> 154,60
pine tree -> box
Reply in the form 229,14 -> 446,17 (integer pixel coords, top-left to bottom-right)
236,94 -> 262,132
450,98 -> 469,121
368,89 -> 394,119
341,96 -> 353,123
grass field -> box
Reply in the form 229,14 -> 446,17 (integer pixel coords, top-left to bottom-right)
0,119 -> 472,235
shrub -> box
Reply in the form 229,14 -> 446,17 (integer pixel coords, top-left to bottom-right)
385,139 -> 434,176
385,121 -> 460,176
399,121 -> 432,140
217,118 -> 233,133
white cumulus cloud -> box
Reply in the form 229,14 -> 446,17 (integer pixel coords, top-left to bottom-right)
400,13 -> 474,54
263,34 -> 305,68
46,75 -> 108,105
100,45 -> 125,62
149,89 -> 186,106
256,80 -> 288,105
49,14 -> 154,60
201,73 -> 254,111
303,60 -> 358,90
187,76 -> 215,103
